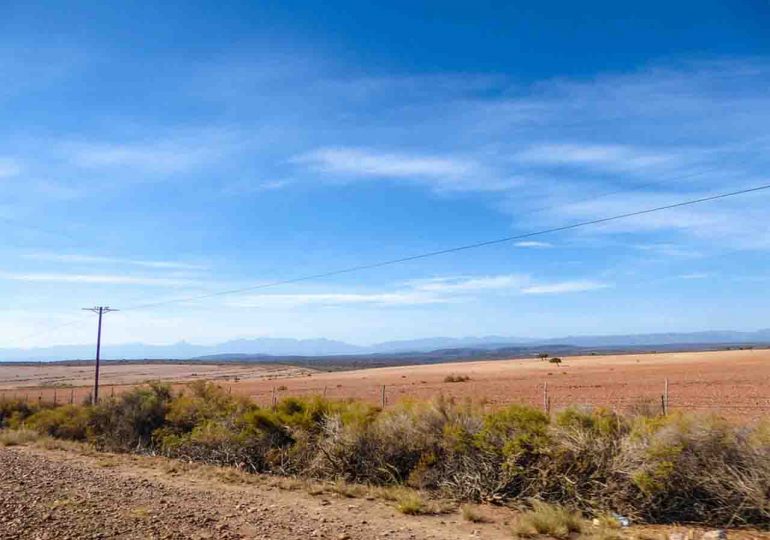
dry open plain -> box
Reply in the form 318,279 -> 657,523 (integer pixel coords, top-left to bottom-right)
2,348 -> 769,419
233,348 -> 770,419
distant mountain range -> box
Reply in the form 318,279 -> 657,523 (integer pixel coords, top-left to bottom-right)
2,329 -> 770,362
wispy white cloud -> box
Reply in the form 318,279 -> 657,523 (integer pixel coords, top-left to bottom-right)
65,141 -> 208,173
408,274 -> 529,293
514,241 -> 553,248
23,253 -> 206,270
221,179 -> 292,195
228,291 -> 445,308
520,280 -> 610,295
297,147 -> 475,178
229,274 -> 610,309
0,272 -> 199,287
60,130 -> 238,175
293,147 -> 513,191
678,273 -> 710,280
514,143 -> 679,174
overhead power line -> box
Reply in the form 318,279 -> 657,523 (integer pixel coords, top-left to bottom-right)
122,181 -> 770,312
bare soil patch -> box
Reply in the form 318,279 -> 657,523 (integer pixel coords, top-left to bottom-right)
230,349 -> 770,419
0,362 -> 311,396
2,349 -> 769,419
0,444 -> 513,539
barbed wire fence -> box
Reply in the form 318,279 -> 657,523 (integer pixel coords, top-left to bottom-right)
3,377 -> 768,419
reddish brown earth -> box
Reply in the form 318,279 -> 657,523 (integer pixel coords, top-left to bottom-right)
233,349 -> 770,419
2,349 -> 769,419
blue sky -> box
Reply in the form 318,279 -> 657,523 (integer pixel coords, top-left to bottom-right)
2,1 -> 770,348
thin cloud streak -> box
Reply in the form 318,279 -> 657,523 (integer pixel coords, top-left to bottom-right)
297,147 -> 474,177
0,272 -> 200,287
520,280 -> 610,295
229,274 -> 610,309
23,253 -> 206,270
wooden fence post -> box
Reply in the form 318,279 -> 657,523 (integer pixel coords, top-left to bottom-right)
663,378 -> 669,415
543,382 -> 549,414
381,385 -> 386,408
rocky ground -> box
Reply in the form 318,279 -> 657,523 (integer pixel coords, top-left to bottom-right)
0,444 -> 511,540
1,443 -> 768,540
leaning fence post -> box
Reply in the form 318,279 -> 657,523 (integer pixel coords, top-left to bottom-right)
381,385 -> 386,408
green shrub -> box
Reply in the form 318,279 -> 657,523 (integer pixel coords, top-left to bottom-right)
4,384 -> 770,527
26,405 -> 91,441
616,414 -> 770,525
89,382 -> 173,451
0,399 -> 38,429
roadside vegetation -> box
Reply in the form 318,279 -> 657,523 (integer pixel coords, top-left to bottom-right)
2,380 -> 770,527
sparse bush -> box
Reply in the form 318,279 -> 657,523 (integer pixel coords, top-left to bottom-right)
26,405 -> 91,441
614,414 -> 770,525
443,374 -> 471,383
89,382 -> 173,451
513,501 -> 584,539
0,428 -> 40,446
548,357 -> 563,365
4,384 -> 770,527
0,399 -> 38,429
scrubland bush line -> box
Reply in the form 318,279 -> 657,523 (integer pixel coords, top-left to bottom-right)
2,380 -> 770,527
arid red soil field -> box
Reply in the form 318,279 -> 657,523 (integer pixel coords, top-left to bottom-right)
0,362 -> 310,392
232,348 -> 770,419
2,348 -> 769,419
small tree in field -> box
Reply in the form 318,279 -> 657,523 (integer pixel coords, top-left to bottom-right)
548,357 -> 562,366
538,352 -> 549,361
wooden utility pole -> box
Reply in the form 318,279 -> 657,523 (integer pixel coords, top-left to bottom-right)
82,306 -> 118,404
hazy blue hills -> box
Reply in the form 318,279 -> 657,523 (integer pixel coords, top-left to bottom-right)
2,329 -> 770,362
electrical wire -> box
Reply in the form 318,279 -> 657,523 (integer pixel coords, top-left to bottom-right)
122,181 -> 770,312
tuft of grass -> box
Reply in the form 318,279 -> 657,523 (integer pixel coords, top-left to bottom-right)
33,436 -> 88,452
461,503 -> 488,523
328,479 -> 368,498
377,486 -> 430,514
513,501 -> 584,539
395,490 -> 427,515
0,428 -> 41,446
